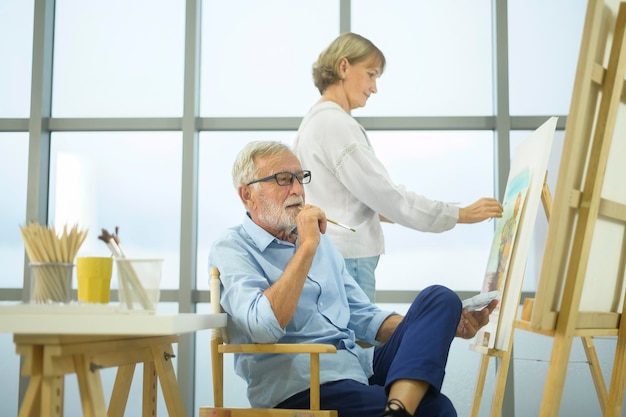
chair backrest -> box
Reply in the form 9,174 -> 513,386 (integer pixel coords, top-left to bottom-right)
210,266 -> 228,343
207,266 -> 337,414
209,267 -> 226,407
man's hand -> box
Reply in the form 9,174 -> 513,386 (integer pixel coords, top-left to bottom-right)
456,299 -> 498,339
295,205 -> 327,249
266,204 -> 327,328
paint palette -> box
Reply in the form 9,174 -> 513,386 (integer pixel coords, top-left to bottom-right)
462,290 -> 499,312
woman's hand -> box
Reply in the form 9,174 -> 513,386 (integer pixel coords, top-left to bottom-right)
458,198 -> 503,224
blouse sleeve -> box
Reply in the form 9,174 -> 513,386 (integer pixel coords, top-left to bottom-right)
324,115 -> 458,232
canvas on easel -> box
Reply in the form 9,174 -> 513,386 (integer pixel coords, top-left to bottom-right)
472,117 -> 556,351
482,168 -> 530,296
474,168 -> 529,349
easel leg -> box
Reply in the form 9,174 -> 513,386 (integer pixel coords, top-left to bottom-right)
538,334 -> 574,417
470,354 -> 490,417
151,343 -> 187,417
581,336 -> 608,413
108,364 -> 136,417
490,351 -> 513,417
605,331 -> 626,416
488,326 -> 516,417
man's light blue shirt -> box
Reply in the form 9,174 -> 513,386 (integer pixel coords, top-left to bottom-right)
209,214 -> 395,408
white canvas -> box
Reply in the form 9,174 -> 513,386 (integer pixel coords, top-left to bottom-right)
473,117 -> 557,351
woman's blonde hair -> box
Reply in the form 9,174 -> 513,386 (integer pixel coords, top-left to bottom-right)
312,32 -> 385,94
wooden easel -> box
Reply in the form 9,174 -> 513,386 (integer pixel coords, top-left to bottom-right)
470,181 -> 612,417
470,0 -> 626,416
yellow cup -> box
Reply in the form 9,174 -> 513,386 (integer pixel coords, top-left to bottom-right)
76,256 -> 113,304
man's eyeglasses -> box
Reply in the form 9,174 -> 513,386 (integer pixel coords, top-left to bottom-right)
246,170 -> 312,186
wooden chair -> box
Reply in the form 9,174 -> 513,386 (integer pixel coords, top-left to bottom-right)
199,267 -> 338,417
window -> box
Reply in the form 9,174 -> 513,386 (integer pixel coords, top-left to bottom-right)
0,0 -> 34,117
0,134 -> 29,288
369,131 -> 495,291
52,0 -> 185,117
508,0 -> 586,115
50,132 -> 182,290
352,0 -> 493,116
200,0 -> 339,117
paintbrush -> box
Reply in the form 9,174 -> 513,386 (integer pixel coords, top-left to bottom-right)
326,217 -> 356,232
297,207 -> 356,232
98,227 -> 153,310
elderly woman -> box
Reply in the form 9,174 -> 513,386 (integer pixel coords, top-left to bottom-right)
293,32 -> 503,302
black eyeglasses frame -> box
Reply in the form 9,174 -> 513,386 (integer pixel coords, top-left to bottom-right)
246,170 -> 312,186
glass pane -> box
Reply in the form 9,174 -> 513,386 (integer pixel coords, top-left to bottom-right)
351,0 -> 493,116
0,0 -> 34,117
200,0 -> 339,117
369,131 -> 495,291
50,132 -> 182,290
52,0 -> 185,117
508,0 -> 587,115
0,329 -> 19,416
197,131 -> 296,289
0,134 -> 29,289
510,129 -> 565,292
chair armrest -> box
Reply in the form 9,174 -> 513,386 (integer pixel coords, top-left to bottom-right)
219,343 -> 337,354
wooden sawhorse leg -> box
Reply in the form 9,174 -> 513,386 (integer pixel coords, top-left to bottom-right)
143,360 -> 158,417
108,364 -> 136,417
17,335 -> 186,417
151,343 -> 187,417
73,354 -> 107,417
18,375 -> 64,417
17,344 -> 64,417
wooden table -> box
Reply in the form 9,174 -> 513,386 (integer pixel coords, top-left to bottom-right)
0,304 -> 226,417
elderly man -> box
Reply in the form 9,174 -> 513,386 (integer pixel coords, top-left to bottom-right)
209,141 -> 495,417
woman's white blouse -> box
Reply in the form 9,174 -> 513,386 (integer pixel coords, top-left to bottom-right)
293,101 -> 458,259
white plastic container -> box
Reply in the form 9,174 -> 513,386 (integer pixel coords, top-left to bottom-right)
115,258 -> 163,311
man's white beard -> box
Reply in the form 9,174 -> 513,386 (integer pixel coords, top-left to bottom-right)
258,195 -> 303,233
